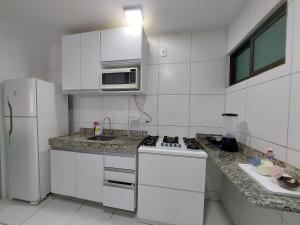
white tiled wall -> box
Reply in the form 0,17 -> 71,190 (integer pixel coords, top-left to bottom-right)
48,29 -> 227,137
225,0 -> 300,170
223,0 -> 300,224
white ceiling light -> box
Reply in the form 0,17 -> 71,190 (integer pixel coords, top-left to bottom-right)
124,7 -> 143,25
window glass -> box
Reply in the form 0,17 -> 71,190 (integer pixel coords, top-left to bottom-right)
234,47 -> 250,82
253,14 -> 287,71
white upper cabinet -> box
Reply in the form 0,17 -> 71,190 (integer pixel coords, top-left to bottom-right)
81,31 -> 101,90
101,26 -> 142,62
62,34 -> 81,90
62,31 -> 100,91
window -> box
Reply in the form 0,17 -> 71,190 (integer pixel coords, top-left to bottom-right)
230,3 -> 287,86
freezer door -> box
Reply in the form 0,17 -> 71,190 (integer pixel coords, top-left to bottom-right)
3,78 -> 37,117
5,117 -> 41,202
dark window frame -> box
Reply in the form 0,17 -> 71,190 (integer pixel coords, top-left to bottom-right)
230,2 -> 287,86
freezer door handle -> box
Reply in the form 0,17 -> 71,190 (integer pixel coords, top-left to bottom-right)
8,98 -> 13,144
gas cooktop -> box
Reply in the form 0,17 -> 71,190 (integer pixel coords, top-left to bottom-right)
139,136 -> 207,158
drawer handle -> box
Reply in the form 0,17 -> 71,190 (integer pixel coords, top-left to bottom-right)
104,167 -> 135,174
104,180 -> 135,190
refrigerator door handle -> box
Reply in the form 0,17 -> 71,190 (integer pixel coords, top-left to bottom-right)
8,98 -> 13,144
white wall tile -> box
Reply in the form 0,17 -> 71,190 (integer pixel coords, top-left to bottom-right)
188,127 -> 223,138
147,36 -> 159,65
191,61 -> 226,94
225,89 -> 247,133
246,76 -> 290,146
159,32 -> 191,64
250,136 -> 287,162
292,0 -> 300,73
69,96 -> 80,123
190,95 -> 224,127
158,95 -> 189,126
158,126 -> 189,137
159,63 -> 190,94
146,65 -> 159,95
79,96 -> 101,123
140,124 -> 158,136
102,96 -> 129,124
227,0 -> 249,53
288,73 -> 300,151
248,0 -> 282,32
287,148 -> 300,169
191,30 -> 227,62
129,95 -> 158,125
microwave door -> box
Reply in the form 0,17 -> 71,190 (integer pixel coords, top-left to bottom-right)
101,70 -> 138,90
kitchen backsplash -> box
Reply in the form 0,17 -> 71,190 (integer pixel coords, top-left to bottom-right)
47,29 -> 228,138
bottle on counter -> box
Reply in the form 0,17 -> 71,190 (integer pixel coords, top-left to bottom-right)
266,148 -> 274,161
94,121 -> 102,136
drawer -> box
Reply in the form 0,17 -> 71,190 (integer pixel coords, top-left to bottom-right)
103,185 -> 135,211
104,170 -> 135,184
104,155 -> 135,170
139,153 -> 206,192
138,185 -> 204,225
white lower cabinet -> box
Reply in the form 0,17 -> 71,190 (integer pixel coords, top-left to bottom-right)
50,150 -> 136,211
75,153 -> 103,202
103,185 -> 135,211
50,150 -> 103,202
138,185 -> 204,225
50,150 -> 76,197
138,152 -> 206,225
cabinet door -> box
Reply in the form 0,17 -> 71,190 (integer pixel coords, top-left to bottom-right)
81,31 -> 100,90
62,34 -> 81,90
75,153 -> 103,202
50,150 -> 76,197
101,26 -> 142,62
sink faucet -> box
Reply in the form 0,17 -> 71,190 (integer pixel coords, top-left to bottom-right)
103,116 -> 112,133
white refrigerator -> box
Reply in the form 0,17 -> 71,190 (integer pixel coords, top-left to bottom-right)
3,78 -> 68,203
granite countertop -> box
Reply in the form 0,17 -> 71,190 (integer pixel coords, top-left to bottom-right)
196,134 -> 300,213
49,129 -> 145,156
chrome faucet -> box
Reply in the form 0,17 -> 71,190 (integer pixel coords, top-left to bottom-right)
103,116 -> 112,131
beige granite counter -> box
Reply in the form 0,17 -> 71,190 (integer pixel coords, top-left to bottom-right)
49,129 -> 145,156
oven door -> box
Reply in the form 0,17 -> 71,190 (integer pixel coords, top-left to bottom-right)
101,68 -> 139,91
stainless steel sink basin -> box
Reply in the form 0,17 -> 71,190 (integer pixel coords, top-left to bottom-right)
87,135 -> 116,141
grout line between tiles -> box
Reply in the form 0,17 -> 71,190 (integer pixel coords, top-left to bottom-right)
19,197 -> 54,225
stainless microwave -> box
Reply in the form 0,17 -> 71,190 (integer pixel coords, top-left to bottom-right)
101,67 -> 140,91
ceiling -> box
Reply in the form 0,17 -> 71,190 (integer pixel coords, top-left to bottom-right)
0,0 -> 247,46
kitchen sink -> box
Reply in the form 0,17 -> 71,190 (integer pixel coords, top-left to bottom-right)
87,135 -> 116,141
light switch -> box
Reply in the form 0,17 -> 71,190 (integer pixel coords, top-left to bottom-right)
160,47 -> 167,57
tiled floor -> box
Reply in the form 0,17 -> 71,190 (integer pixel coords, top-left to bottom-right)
0,196 -> 233,225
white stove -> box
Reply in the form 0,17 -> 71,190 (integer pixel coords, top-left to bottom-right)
137,135 -> 207,225
138,136 -> 207,158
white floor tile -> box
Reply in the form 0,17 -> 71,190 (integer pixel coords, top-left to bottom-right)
0,196 -> 233,225
105,210 -> 145,225
0,197 -> 51,225
21,198 -> 82,225
66,203 -> 113,225
204,200 -> 233,225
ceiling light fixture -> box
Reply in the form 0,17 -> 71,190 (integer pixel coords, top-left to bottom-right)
124,7 -> 143,26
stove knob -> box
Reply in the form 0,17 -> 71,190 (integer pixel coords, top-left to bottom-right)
174,144 -> 177,147
169,144 -> 173,147
178,144 -> 181,147
161,143 -> 164,146
165,143 -> 168,147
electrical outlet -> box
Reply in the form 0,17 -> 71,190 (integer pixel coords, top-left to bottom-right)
160,47 -> 167,57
